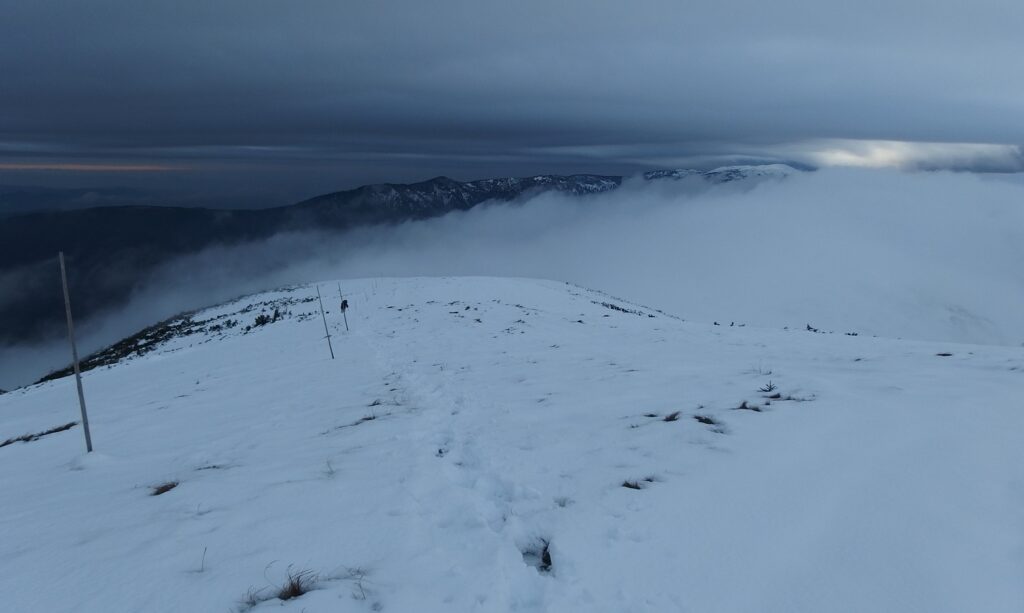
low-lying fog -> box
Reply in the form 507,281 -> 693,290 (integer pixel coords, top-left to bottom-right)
3,167 -> 1023,390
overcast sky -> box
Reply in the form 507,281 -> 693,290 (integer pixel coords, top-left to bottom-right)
1,0 -> 1023,205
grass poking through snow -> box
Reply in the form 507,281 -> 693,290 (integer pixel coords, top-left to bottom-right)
151,481 -> 179,496
0,422 -> 77,449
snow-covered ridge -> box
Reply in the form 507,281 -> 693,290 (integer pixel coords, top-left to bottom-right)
1,276 -> 1021,612
299,164 -> 800,213
643,163 -> 798,182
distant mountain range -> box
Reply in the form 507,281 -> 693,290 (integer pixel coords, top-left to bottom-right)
0,185 -> 283,216
0,185 -> 162,217
0,165 -> 796,345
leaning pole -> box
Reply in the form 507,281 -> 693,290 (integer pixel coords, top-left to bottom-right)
59,251 -> 94,453
316,284 -> 335,359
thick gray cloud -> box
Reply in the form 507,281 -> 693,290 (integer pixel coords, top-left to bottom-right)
1,0 -> 1023,200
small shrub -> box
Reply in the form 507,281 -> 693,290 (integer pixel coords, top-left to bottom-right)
325,414 -> 382,433
238,566 -> 321,611
622,477 -> 657,490
338,567 -> 369,600
758,381 -> 777,393
151,481 -> 179,496
277,568 -> 317,601
195,464 -> 227,471
663,411 -> 681,422
782,394 -> 814,402
693,414 -> 717,425
240,587 -> 265,610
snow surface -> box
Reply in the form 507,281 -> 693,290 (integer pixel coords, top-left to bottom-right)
1,277 -> 1022,612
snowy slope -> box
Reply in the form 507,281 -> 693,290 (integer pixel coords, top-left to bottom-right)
1,277 -> 1022,612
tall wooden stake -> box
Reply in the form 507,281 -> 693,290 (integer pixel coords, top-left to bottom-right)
337,283 -> 349,332
59,252 -> 93,453
316,285 -> 335,359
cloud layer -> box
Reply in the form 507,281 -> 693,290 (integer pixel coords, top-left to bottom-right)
4,167 -> 1024,389
2,1 -> 1023,199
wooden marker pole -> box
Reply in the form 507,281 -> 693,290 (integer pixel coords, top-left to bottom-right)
337,283 -> 349,332
59,252 -> 94,453
316,285 -> 335,359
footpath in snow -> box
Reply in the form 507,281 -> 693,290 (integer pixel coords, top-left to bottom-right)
1,277 -> 1022,612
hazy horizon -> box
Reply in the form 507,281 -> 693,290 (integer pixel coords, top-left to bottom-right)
3,1 -> 1023,203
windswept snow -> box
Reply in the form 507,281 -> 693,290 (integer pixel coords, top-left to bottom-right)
1,277 -> 1022,612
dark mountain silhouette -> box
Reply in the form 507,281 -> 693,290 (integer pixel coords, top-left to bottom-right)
0,185 -> 161,217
